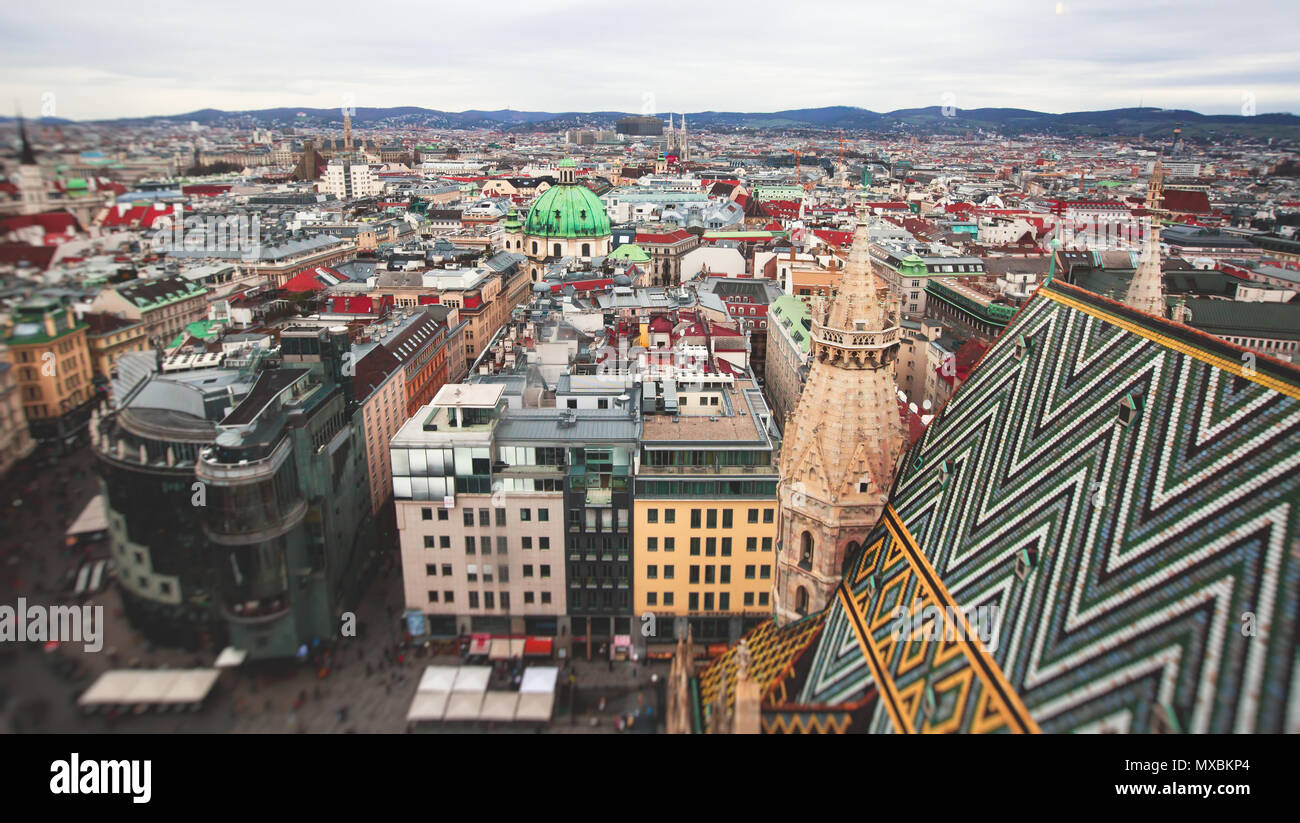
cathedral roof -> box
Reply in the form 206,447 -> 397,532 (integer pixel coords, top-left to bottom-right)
695,614 -> 825,733
785,276 -> 1300,733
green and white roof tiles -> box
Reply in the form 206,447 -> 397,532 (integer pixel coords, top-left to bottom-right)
795,277 -> 1300,733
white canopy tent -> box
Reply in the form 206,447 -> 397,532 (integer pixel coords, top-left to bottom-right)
405,665 -> 558,725
78,669 -> 220,710
65,495 -> 108,538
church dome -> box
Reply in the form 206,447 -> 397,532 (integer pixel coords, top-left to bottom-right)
607,243 -> 650,264
524,181 -> 610,239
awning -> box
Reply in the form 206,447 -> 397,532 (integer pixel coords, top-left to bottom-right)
479,691 -> 520,722
214,647 -> 247,668
468,634 -> 491,656
406,691 -> 448,722
519,666 -> 558,695
65,495 -> 108,538
78,669 -> 220,708
451,666 -> 491,693
488,638 -> 525,660
523,637 -> 553,657
407,665 -> 557,724
417,665 -> 458,693
515,693 -> 555,722
645,644 -> 676,660
443,691 -> 485,721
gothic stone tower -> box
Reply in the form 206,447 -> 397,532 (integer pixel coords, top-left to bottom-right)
774,209 -> 906,624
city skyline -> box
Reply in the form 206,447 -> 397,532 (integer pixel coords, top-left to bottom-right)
3,0 -> 1298,120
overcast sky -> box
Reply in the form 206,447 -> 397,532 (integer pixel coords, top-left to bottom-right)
2,0 -> 1297,121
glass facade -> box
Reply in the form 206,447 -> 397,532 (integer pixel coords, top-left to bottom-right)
205,460 -> 302,536
391,446 -> 491,497
220,535 -> 291,617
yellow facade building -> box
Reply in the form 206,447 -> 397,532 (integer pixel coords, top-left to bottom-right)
633,372 -> 781,649
2,297 -> 97,440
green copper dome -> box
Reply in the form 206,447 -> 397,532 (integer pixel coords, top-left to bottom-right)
502,206 -> 523,232
608,243 -> 650,264
524,182 -> 610,239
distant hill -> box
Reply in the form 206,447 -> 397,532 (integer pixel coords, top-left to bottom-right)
8,105 -> 1299,138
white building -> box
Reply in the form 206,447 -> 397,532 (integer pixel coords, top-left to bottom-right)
321,158 -> 381,199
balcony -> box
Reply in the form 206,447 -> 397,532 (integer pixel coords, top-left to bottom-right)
198,437 -> 291,484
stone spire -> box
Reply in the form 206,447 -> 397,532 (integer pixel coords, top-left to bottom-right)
665,625 -> 695,734
774,206 -> 906,623
731,639 -> 761,734
1145,157 -> 1165,212
17,114 -> 37,166
1124,218 -> 1166,317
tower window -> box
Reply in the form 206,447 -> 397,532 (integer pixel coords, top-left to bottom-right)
799,531 -> 814,570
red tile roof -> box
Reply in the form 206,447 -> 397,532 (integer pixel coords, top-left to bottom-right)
636,228 -> 694,244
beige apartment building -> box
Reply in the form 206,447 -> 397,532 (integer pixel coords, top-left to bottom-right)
392,384 -> 567,637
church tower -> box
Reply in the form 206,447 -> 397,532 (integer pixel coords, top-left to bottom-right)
1145,157 -> 1165,213
1123,161 -> 1168,316
774,207 -> 906,624
15,115 -> 45,215
1124,218 -> 1166,317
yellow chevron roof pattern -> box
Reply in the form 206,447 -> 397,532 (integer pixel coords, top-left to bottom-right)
696,613 -> 825,730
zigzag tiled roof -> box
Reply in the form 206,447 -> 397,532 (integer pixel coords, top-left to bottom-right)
784,277 -> 1300,733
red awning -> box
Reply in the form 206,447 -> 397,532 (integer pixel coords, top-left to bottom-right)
523,637 -> 553,657
468,634 -> 491,655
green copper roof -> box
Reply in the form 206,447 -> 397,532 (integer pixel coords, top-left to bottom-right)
502,207 -> 523,232
771,294 -> 812,353
524,183 -> 611,239
608,243 -> 650,264
558,157 -> 577,168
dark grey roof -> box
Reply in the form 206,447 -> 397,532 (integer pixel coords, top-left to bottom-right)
495,409 -> 639,443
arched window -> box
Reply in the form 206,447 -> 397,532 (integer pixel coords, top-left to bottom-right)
799,531 -> 814,570
553,243 -> 562,257
581,243 -> 591,257
531,241 -> 538,255
795,587 -> 809,616
842,541 -> 859,578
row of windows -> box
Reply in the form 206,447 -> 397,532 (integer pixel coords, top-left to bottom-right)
641,563 -> 771,581
419,505 -> 552,524
644,535 -> 774,554
421,534 -> 553,554
643,591 -> 770,610
645,507 -> 775,525
426,590 -> 554,608
636,480 -> 779,497
571,590 -> 630,611
425,563 -> 551,580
